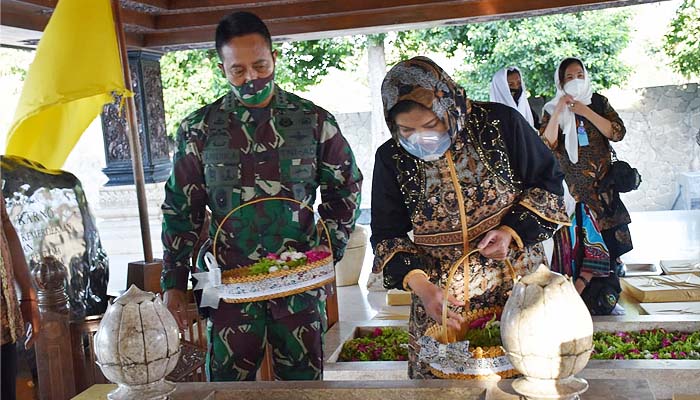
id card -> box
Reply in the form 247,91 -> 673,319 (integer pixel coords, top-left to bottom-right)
577,121 -> 589,146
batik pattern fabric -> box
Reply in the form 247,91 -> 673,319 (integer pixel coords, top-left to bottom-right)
540,93 -> 631,233
372,57 -> 568,379
0,200 -> 23,346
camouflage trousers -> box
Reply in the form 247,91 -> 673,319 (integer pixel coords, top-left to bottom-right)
206,288 -> 326,381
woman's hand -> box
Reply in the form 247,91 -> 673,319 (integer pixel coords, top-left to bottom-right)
477,229 -> 512,260
568,100 -> 592,118
543,94 -> 575,147
555,94 -> 576,115
407,274 -> 465,331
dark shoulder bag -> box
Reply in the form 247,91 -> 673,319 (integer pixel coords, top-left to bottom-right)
600,146 -> 642,194
597,146 -> 642,217
589,94 -> 642,215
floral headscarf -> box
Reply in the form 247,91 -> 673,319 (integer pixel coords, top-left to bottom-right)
381,56 -> 469,141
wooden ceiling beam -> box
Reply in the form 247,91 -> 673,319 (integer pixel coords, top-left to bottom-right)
126,32 -> 146,48
6,0 -> 58,7
166,0 -> 308,11
155,0 -> 467,30
124,0 -> 170,9
5,0 -> 157,31
0,2 -> 50,33
2,0 -> 670,51
145,0 -> 657,49
121,8 -> 157,30
9,0 -> 170,10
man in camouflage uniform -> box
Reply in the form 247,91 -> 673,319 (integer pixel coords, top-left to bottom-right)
161,11 -> 362,381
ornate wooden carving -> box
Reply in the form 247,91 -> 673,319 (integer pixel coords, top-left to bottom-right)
100,50 -> 171,186
70,315 -> 108,394
32,256 -> 76,400
166,304 -> 207,382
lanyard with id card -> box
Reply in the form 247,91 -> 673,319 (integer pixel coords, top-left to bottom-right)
576,118 -> 589,146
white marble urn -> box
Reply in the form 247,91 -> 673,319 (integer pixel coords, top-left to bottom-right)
94,285 -> 180,400
501,265 -> 593,400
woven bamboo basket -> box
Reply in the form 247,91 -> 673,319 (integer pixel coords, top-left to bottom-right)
423,249 -> 519,380
209,196 -> 335,303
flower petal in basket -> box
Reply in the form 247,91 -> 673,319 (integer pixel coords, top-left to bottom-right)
219,256 -> 335,303
207,196 -> 336,304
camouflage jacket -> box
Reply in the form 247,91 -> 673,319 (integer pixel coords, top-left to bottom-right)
161,87 -> 362,291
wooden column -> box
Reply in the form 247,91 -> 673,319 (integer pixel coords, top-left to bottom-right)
32,256 -> 76,400
325,281 -> 339,329
111,0 -> 164,293
111,0 -> 153,263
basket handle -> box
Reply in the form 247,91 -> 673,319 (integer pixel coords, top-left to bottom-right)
212,196 -> 332,262
440,248 -> 517,342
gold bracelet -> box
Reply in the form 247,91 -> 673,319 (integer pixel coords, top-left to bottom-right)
402,269 -> 429,292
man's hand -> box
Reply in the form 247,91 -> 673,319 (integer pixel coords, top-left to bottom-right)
477,229 -> 513,260
163,289 -> 188,331
20,298 -> 39,349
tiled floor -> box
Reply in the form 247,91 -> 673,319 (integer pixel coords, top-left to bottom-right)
336,242 -> 384,321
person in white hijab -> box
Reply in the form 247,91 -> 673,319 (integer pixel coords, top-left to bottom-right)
542,58 -> 594,163
539,57 -> 633,285
489,67 -> 539,130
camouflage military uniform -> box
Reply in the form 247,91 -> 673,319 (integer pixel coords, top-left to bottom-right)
161,87 -> 362,381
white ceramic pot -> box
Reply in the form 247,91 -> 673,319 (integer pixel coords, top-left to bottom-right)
335,225 -> 368,286
501,265 -> 593,399
94,285 -> 180,400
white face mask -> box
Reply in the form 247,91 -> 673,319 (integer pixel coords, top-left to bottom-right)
563,78 -> 587,99
398,130 -> 451,161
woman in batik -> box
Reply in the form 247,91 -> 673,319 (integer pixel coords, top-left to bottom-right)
540,57 -> 633,282
370,57 -> 569,379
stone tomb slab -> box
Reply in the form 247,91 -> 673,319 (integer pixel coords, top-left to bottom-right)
324,316 -> 700,399
74,379 -> 655,400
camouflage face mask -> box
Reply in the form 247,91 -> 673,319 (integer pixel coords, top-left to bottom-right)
230,72 -> 275,106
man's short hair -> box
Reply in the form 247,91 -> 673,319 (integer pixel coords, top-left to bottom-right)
215,11 -> 272,58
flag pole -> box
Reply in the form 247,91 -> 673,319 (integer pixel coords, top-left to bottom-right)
111,0 -> 153,263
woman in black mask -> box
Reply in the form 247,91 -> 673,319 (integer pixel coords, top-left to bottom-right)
489,67 -> 540,130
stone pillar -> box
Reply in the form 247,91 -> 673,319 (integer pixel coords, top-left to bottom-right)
32,256 -> 76,400
368,35 -> 389,156
367,35 -> 389,221
100,50 -> 171,186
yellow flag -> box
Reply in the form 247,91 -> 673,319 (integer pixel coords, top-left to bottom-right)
5,0 -> 132,170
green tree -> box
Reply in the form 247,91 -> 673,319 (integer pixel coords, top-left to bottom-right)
275,37 -> 357,90
393,10 -> 632,100
160,38 -> 356,137
160,49 -> 229,138
663,0 -> 700,78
